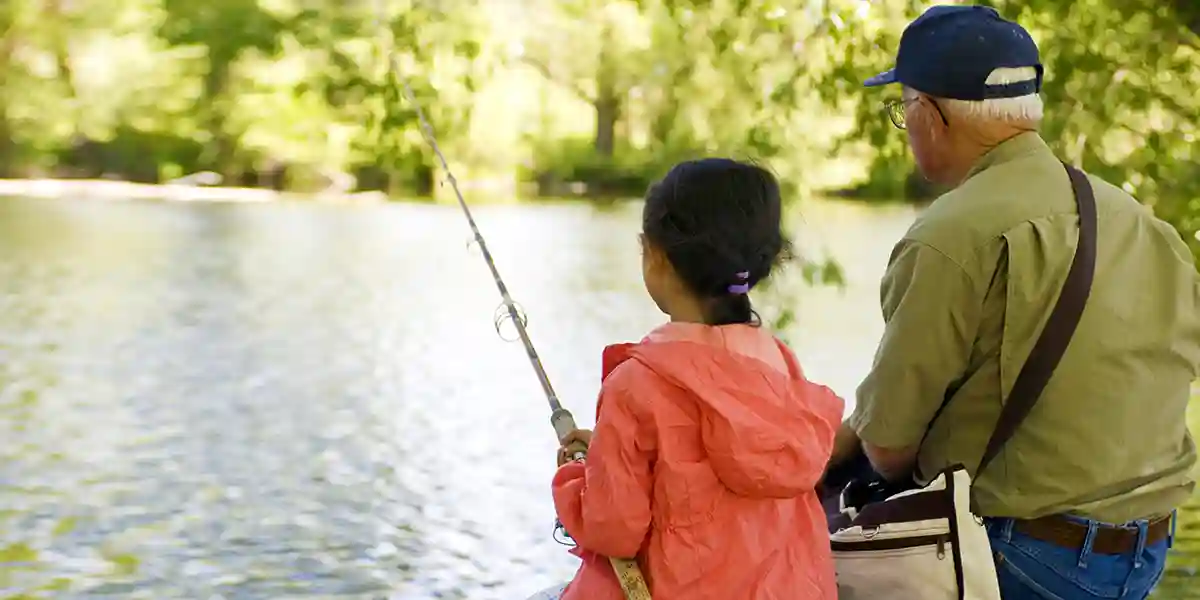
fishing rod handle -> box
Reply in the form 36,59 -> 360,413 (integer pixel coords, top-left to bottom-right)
550,407 -> 588,462
610,557 -> 653,600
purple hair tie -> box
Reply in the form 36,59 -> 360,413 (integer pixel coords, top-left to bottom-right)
727,271 -> 751,295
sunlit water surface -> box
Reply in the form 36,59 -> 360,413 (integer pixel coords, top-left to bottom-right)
0,195 -> 1195,599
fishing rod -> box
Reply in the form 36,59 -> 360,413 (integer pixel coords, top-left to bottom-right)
393,82 -> 586,456
373,6 -> 650,600
396,77 -> 653,600
368,4 -> 575,447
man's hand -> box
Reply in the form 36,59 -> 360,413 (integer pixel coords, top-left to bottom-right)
824,421 -> 920,483
826,421 -> 863,472
864,443 -> 920,482
556,429 -> 593,466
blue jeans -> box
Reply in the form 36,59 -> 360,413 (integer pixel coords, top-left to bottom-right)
985,514 -> 1173,599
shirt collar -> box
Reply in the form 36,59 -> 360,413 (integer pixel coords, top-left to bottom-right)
963,131 -> 1052,182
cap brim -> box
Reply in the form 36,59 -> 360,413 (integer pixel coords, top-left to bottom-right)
863,69 -> 898,87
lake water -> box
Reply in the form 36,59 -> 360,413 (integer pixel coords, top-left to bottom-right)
0,195 -> 1195,598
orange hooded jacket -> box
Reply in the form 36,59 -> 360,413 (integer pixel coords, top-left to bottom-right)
552,323 -> 844,600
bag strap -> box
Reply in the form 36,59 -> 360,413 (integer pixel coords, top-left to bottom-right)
975,163 -> 1097,476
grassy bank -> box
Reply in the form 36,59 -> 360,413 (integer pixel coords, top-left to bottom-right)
1155,398 -> 1200,596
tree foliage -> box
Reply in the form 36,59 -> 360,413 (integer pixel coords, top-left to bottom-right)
809,0 -> 1199,248
0,0 -> 1195,259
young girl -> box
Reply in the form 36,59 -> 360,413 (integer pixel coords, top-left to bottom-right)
538,158 -> 844,599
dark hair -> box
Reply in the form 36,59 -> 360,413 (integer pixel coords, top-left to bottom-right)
642,158 -> 791,326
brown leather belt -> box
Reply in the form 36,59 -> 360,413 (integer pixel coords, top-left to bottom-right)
1014,514 -> 1171,555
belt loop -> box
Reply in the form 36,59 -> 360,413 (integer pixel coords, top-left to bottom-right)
1132,520 -> 1148,568
1120,520 -> 1151,596
1169,511 -> 1177,549
1077,520 -> 1098,568
1000,518 -> 1015,543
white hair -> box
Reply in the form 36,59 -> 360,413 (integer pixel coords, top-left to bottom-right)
940,67 -> 1044,123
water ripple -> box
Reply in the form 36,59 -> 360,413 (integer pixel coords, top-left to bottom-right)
0,196 -> 1193,598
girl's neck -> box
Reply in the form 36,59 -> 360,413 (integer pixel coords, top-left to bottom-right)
666,296 -> 710,325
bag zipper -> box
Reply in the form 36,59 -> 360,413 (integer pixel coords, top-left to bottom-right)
832,533 -> 951,554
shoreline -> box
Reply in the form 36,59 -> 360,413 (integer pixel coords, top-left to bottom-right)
0,178 -> 390,204
0,177 -> 924,209
0,177 -> 640,206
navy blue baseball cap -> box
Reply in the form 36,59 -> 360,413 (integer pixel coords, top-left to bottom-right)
864,5 -> 1043,101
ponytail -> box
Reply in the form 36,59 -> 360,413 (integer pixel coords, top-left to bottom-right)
704,293 -> 758,326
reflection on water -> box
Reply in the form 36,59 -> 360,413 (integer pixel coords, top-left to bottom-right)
0,195 -> 1195,598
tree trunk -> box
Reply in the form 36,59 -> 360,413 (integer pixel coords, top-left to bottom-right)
0,106 -> 13,178
0,19 -> 16,178
593,17 -> 621,159
651,61 -> 695,145
594,94 -> 618,158
201,57 -> 238,180
45,0 -> 77,104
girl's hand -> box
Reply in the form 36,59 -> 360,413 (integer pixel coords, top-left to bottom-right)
556,429 -> 593,466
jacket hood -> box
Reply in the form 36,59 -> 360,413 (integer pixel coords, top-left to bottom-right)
617,326 -> 844,498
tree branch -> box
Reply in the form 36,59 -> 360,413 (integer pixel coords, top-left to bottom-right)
519,55 -> 595,104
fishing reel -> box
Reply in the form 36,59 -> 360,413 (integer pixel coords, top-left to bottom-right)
553,518 -> 577,547
548,407 -> 589,548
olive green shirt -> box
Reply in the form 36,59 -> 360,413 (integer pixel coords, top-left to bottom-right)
848,132 -> 1200,522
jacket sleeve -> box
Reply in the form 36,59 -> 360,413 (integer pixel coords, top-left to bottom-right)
552,367 -> 656,559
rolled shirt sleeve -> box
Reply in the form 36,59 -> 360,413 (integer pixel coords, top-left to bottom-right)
848,238 -> 982,449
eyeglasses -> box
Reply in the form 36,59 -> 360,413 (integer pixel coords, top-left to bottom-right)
883,98 -> 917,130
883,97 -> 949,130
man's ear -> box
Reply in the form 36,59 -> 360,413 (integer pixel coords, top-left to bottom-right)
922,95 -> 950,129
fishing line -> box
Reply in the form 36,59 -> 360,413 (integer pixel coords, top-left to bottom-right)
382,57 -> 560,403
374,4 -> 651,598
392,76 -> 589,438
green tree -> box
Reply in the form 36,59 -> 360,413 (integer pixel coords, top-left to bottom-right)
157,0 -> 286,177
516,0 -> 649,161
633,0 -> 833,185
810,0 -> 1200,254
290,0 -> 489,193
0,0 -> 82,175
517,0 -> 849,196
0,1 -> 20,176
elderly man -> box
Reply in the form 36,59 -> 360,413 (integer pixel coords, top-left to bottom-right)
825,5 -> 1200,599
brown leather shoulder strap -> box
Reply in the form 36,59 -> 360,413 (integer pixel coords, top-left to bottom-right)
976,163 -> 1097,476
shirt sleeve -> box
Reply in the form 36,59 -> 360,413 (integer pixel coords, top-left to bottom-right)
551,366 -> 656,559
847,238 -> 982,449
